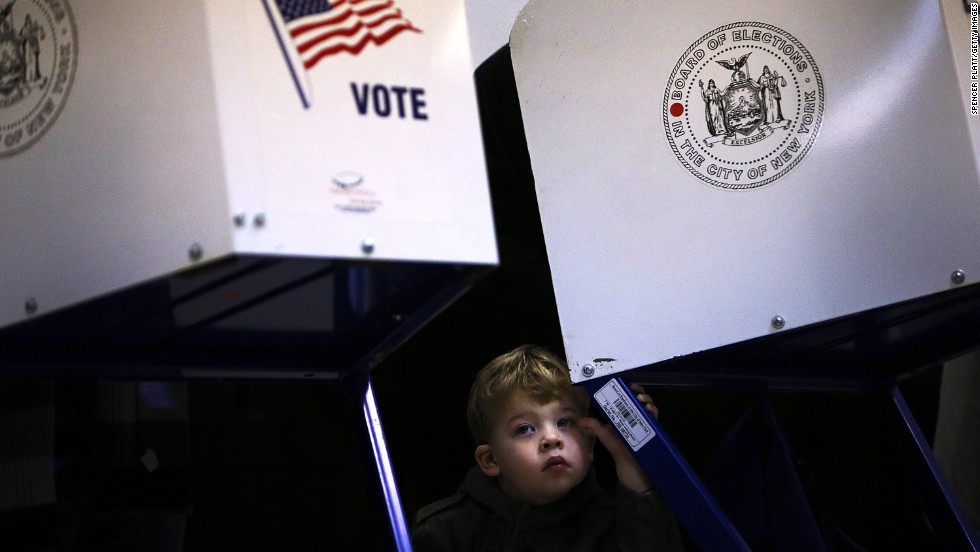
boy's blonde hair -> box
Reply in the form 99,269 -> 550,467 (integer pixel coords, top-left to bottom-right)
467,345 -> 590,445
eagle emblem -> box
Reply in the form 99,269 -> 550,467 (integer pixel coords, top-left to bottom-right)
663,22 -> 824,190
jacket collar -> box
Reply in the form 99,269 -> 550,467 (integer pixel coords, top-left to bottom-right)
459,465 -> 603,527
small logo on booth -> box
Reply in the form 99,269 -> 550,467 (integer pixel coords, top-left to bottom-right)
330,170 -> 382,213
331,170 -> 364,189
0,0 -> 77,158
663,22 -> 824,190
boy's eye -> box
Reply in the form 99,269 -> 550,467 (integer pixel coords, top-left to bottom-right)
557,418 -> 573,428
515,424 -> 533,435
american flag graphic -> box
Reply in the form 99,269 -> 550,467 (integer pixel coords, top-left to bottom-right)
272,0 -> 422,70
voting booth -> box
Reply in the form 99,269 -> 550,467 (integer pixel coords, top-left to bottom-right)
0,1 -> 494,549
0,0 -> 494,372
511,0 -> 980,549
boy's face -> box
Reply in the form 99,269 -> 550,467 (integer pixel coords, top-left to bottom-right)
475,390 -> 594,506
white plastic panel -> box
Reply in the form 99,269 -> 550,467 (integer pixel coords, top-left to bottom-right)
511,0 -> 980,381
940,0 -> 980,162
1,0 -> 233,330
464,0 -> 530,67
1,0 -> 495,330
204,0 -> 496,264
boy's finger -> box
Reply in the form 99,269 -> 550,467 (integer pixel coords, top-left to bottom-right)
628,383 -> 660,420
577,416 -> 604,434
578,417 -> 630,455
578,417 -> 612,443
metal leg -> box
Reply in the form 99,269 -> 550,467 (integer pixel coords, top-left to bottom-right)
361,375 -> 413,551
877,386 -> 979,551
705,394 -> 830,551
582,375 -> 751,551
585,374 -> 980,550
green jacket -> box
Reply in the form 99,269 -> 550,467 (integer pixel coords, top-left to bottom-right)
412,466 -> 684,552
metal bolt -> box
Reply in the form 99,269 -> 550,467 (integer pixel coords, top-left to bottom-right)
771,315 -> 786,330
24,297 -> 37,315
952,269 -> 966,285
253,213 -> 266,227
582,363 -> 595,378
361,238 -> 375,254
188,243 -> 204,262
232,213 -> 246,227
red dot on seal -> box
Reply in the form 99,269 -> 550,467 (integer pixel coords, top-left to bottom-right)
669,103 -> 684,117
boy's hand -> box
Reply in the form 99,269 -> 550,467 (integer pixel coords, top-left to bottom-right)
577,383 -> 658,494
631,382 -> 659,420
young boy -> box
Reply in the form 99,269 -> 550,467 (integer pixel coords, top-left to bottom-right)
411,345 -> 684,551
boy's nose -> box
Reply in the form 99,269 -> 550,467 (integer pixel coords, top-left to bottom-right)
540,434 -> 563,451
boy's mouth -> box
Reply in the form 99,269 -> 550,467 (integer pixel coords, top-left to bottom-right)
543,456 -> 569,471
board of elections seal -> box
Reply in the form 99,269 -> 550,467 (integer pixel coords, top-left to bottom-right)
0,0 -> 77,158
663,22 -> 824,190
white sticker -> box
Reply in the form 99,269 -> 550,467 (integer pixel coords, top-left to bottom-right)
593,380 -> 656,451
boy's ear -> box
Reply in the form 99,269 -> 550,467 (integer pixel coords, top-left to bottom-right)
474,444 -> 500,477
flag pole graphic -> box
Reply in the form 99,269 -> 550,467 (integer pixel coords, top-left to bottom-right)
261,0 -> 313,108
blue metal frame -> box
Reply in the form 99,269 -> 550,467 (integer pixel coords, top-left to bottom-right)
0,255 -> 491,551
880,386 -> 978,551
362,376 -> 413,552
580,375 -> 751,552
581,375 -> 980,551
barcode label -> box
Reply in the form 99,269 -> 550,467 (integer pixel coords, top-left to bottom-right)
614,397 -> 638,427
594,379 -> 655,451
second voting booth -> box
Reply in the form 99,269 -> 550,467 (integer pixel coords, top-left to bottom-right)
0,1 -> 494,549
511,0 -> 980,550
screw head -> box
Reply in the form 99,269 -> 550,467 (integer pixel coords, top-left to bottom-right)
361,238 -> 375,254
253,213 -> 267,227
232,213 -> 246,227
771,315 -> 786,330
952,270 -> 966,285
582,363 -> 595,378
24,297 -> 38,315
188,243 -> 204,262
